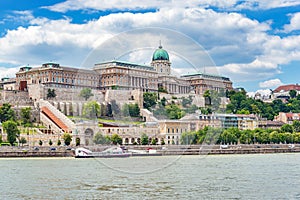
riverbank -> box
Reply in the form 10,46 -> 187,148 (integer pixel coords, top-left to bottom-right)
0,146 -> 74,157
0,144 -> 299,157
157,144 -> 300,155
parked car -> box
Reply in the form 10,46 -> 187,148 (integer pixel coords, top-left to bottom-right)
50,147 -> 56,151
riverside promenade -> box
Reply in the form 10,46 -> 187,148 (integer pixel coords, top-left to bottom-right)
0,144 -> 299,158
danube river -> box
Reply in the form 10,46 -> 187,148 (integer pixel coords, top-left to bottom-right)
1,153 -> 300,199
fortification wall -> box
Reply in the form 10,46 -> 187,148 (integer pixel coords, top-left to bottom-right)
27,84 -> 105,102
0,90 -> 33,106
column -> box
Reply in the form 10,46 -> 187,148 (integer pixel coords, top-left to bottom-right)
72,102 -> 78,116
66,102 -> 70,116
78,102 -> 83,116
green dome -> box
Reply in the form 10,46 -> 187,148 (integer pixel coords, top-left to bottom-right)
152,45 -> 169,61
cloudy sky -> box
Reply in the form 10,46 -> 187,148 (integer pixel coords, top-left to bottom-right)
1,0 -> 300,94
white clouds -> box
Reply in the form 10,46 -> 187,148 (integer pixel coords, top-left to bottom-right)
284,12 -> 300,32
0,3 -> 300,92
259,79 -> 283,88
0,66 -> 19,79
43,0 -> 300,12
235,0 -> 300,10
43,0 -> 238,13
0,7 -> 270,67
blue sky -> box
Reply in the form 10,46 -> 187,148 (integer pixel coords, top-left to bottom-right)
1,0 -> 300,95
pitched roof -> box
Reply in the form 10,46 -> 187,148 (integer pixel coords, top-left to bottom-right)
274,84 -> 300,93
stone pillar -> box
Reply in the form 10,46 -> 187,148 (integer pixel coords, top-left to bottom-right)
66,102 -> 70,116
59,102 -> 65,114
53,102 -> 58,110
78,102 -> 83,116
72,102 -> 78,116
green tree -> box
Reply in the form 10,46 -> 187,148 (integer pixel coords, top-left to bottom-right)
20,107 -> 32,126
62,133 -> 72,146
76,137 -> 80,146
57,139 -> 61,146
161,97 -> 167,106
111,134 -> 122,145
141,133 -> 149,145
219,128 -> 239,144
110,100 -> 121,116
20,137 -> 27,146
79,88 -> 94,101
270,131 -> 280,144
128,103 -> 140,117
143,92 -> 157,109
2,120 -> 19,145
39,140 -> 43,146
121,103 -> 140,117
49,139 -> 53,146
93,132 -> 110,144
185,104 -> 198,114
158,87 -> 168,93
0,103 -> 16,122
151,138 -> 157,145
281,124 -> 294,133
239,130 -> 253,144
203,90 -> 211,106
226,91 -> 247,113
47,89 -> 56,99
181,131 -> 198,145
204,127 -> 223,145
289,90 -> 297,98
83,101 -> 101,119
121,103 -> 130,117
182,96 -> 192,107
293,120 -> 300,132
165,104 -> 185,119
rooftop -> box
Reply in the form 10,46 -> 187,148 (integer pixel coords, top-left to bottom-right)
181,73 -> 231,81
274,84 -> 300,93
94,60 -> 156,71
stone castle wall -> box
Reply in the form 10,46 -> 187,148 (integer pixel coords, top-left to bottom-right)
105,89 -> 143,108
0,90 -> 33,106
28,84 -> 105,102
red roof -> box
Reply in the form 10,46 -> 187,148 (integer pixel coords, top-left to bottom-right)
274,84 -> 300,93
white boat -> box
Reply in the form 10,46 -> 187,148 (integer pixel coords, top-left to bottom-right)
75,147 -> 131,158
75,147 -> 162,158
128,148 -> 162,157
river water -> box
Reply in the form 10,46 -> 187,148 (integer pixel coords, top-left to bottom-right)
1,153 -> 300,199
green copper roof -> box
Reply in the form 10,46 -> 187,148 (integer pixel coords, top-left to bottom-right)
152,45 -> 169,61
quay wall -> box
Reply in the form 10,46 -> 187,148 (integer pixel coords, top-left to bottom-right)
0,147 -> 74,158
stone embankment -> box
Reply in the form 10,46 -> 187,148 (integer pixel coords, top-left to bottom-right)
88,144 -> 300,156
0,146 -> 74,157
1,144 -> 299,158
155,144 -> 300,155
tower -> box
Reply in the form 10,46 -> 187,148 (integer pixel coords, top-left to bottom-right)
151,43 -> 171,75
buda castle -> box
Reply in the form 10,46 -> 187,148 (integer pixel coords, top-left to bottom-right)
13,45 -> 232,97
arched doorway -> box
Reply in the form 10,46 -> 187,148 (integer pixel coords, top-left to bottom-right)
84,128 -> 94,145
125,138 -> 129,144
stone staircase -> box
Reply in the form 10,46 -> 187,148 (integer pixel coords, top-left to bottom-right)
39,100 -> 75,134
140,109 -> 158,122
